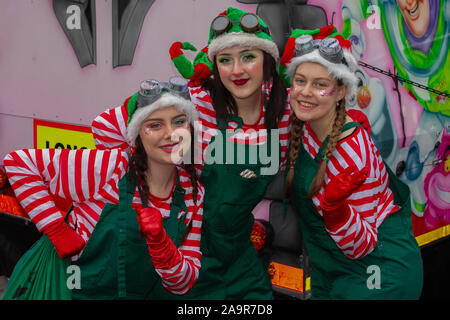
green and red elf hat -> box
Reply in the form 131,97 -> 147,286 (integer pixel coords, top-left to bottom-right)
280,25 -> 359,101
169,7 -> 279,85
169,41 -> 213,86
206,7 -> 279,62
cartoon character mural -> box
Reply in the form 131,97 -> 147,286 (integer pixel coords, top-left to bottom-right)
423,128 -> 450,231
377,0 -> 449,116
271,0 -> 449,244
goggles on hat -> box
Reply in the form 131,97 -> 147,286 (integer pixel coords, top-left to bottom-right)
211,13 -> 269,37
295,35 -> 347,65
136,77 -> 190,109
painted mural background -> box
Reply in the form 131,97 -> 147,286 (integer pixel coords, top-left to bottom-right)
306,0 -> 449,244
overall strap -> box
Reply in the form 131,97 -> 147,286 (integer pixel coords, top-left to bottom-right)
341,121 -> 361,131
315,122 -> 361,163
171,169 -> 188,215
217,114 -> 244,131
117,172 -> 135,298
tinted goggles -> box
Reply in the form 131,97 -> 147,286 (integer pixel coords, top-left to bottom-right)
211,13 -> 269,37
295,35 -> 347,65
136,77 -> 190,108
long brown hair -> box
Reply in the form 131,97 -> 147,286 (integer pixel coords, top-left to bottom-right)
285,98 -> 347,199
202,51 -> 287,130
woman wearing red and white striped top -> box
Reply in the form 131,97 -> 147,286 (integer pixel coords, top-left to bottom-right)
3,78 -> 204,298
283,26 -> 423,299
188,83 -> 292,173
91,7 -> 292,300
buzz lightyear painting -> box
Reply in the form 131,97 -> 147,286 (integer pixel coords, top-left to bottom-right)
377,0 -> 449,115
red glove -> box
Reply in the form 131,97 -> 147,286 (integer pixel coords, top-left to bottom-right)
135,207 -> 182,269
42,218 -> 86,259
347,109 -> 371,134
136,207 -> 165,242
321,165 -> 368,229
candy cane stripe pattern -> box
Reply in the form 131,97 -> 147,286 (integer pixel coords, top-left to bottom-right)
302,123 -> 398,259
3,148 -> 203,294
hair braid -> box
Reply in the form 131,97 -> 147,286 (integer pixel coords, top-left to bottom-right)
285,115 -> 304,197
129,135 -> 150,206
183,163 -> 198,205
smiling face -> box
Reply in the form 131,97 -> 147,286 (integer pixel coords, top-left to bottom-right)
290,62 -> 346,134
138,106 -> 191,165
216,47 -> 264,102
397,0 -> 430,37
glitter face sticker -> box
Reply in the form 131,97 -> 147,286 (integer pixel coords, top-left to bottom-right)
319,86 -> 337,97
143,127 -> 153,135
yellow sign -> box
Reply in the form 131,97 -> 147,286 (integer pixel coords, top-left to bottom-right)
34,119 -> 96,150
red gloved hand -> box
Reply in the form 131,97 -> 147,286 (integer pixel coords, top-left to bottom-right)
322,165 -> 368,211
347,109 -> 371,134
135,207 -> 182,269
135,207 -> 165,242
43,218 -> 86,259
321,165 -> 368,230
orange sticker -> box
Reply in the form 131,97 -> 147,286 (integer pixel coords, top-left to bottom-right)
269,261 -> 304,293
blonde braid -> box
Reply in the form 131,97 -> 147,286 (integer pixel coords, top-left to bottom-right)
307,99 -> 347,198
285,116 -> 304,197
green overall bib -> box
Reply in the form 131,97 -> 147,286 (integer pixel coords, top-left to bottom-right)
72,171 -> 189,300
185,115 -> 277,299
290,122 -> 423,299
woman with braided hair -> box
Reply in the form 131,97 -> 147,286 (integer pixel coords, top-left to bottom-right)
91,9 -> 373,300
3,77 -> 204,299
282,26 -> 423,299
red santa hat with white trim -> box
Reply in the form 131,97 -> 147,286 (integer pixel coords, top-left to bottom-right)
280,25 -> 359,102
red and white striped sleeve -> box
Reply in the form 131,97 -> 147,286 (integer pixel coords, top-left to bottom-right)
4,148 -> 204,293
3,149 -> 128,239
307,125 -> 398,260
91,98 -> 130,150
277,96 -> 292,171
189,85 -> 218,176
160,168 -> 204,294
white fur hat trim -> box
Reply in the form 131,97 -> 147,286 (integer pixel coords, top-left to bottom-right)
208,32 -> 279,61
286,49 -> 358,102
127,93 -> 198,146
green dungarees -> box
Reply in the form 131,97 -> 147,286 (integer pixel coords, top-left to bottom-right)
185,115 -> 277,299
290,122 -> 423,299
72,171 -> 189,300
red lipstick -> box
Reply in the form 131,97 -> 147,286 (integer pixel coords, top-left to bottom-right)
160,142 -> 180,154
232,79 -> 249,86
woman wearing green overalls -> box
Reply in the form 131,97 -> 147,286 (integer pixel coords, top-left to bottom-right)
4,77 -> 205,299
176,7 -> 293,299
282,26 -> 423,299
92,7 -> 291,299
